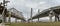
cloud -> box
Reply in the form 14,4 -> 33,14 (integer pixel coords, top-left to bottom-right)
25,3 -> 37,8
0,0 -> 3,2
39,1 -> 46,5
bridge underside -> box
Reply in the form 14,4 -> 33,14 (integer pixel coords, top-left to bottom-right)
28,6 -> 60,21
5,12 -> 25,21
0,6 -> 25,22
0,10 -> 25,21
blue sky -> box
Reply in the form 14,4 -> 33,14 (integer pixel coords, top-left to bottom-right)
0,0 -> 60,22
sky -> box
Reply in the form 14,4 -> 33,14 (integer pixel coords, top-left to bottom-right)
0,0 -> 60,22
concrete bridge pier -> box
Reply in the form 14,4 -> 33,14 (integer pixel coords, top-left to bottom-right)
21,19 -> 26,22
21,20 -> 23,22
37,17 -> 40,22
3,16 -> 6,23
55,16 -> 57,21
55,14 -> 59,21
8,17 -> 11,23
57,17 -> 59,21
15,18 -> 17,23
8,12 -> 11,23
49,16 -> 52,22
38,9 -> 40,22
27,19 -> 29,22
49,11 -> 54,22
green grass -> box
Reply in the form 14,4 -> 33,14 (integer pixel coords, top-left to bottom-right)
9,22 -> 60,26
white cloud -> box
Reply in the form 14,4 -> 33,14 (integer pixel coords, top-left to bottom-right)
39,1 -> 46,5
0,0 -> 3,2
24,2 -> 38,8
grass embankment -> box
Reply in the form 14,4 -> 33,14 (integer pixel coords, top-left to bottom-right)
10,22 -> 60,26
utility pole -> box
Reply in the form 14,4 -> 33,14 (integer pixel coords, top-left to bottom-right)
38,9 -> 40,22
31,8 -> 33,22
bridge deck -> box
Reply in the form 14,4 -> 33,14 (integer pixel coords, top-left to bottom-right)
28,6 -> 60,20
0,5 -> 25,21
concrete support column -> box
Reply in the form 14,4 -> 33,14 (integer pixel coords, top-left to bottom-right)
57,17 -> 59,21
55,16 -> 57,21
8,16 -> 11,23
4,16 -> 6,23
21,20 -> 25,22
8,12 -> 11,23
27,20 -> 29,23
57,15 -> 59,21
37,17 -> 39,22
38,9 -> 40,22
55,14 -> 59,21
21,20 -> 23,22
49,10 -> 54,22
49,15 -> 52,22
3,15 -> 6,23
8,17 -> 11,23
15,18 -> 17,23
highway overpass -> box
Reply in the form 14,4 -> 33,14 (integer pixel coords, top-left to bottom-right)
0,5 -> 25,23
28,6 -> 60,22
7,8 -> 25,21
